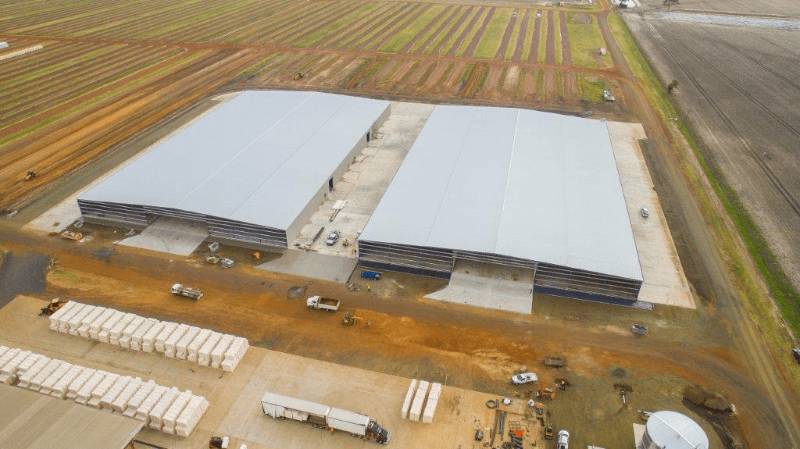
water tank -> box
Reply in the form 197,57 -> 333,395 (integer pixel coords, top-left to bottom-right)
639,411 -> 709,449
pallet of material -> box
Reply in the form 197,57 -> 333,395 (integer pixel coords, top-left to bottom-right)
409,380 -> 429,422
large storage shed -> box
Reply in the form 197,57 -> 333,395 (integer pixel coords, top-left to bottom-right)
78,90 -> 390,250
358,105 -> 643,303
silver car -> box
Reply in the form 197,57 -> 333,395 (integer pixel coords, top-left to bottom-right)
511,372 -> 538,385
325,230 -> 340,246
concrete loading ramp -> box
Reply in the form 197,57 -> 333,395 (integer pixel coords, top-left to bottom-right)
119,217 -> 208,256
425,261 -> 534,314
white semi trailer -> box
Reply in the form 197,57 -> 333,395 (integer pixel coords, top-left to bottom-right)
261,392 -> 390,444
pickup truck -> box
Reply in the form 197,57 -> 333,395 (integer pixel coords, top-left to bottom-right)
306,296 -> 341,312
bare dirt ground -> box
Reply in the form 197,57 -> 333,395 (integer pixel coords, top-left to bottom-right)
622,10 -> 800,295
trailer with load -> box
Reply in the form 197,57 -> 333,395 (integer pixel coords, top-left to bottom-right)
171,283 -> 203,300
261,392 -> 390,444
306,296 -> 340,312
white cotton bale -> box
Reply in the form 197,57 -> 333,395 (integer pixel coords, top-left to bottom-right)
197,332 -> 222,367
136,385 -> 167,422
75,370 -> 107,404
162,390 -> 192,434
187,329 -> 211,363
210,334 -> 234,369
175,395 -> 209,437
66,367 -> 95,399
109,313 -> 136,345
124,380 -> 156,417
164,324 -> 189,359
154,322 -> 178,353
175,326 -> 200,360
401,379 -> 418,419
149,387 -> 179,430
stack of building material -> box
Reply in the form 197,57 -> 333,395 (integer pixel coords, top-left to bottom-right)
422,383 -> 441,423
0,346 -> 207,437
409,380 -> 429,422
48,301 -> 249,372
402,379 -> 442,424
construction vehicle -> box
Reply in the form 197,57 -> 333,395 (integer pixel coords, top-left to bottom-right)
60,230 -> 83,241
543,356 -> 566,368
261,391 -> 390,444
171,283 -> 203,300
536,387 -> 557,400
24,170 -> 36,181
342,311 -> 366,326
306,296 -> 340,312
544,425 -> 554,439
640,207 -> 650,218
39,298 -> 67,316
631,323 -> 648,336
603,89 -> 616,102
206,255 -> 221,265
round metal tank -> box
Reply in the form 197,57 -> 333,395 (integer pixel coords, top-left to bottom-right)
640,411 -> 709,449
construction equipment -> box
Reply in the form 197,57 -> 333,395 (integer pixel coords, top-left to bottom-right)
536,387 -> 557,400
543,356 -> 566,368
39,298 -> 67,316
206,255 -> 221,265
555,377 -> 571,391
544,425 -> 554,439
631,323 -> 648,336
252,251 -> 261,261
640,207 -> 650,218
603,89 -> 616,102
60,230 -> 83,241
306,296 -> 340,312
261,391 -> 390,444
24,170 -> 36,181
292,72 -> 305,80
171,283 -> 203,300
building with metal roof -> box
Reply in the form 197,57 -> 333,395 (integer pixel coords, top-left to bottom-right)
78,90 -> 390,250
0,384 -> 143,449
358,105 -> 643,303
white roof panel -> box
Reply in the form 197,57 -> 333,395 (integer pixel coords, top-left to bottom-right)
79,90 -> 389,230
359,105 -> 642,281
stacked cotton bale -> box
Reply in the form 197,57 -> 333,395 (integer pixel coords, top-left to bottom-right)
47,301 -> 249,372
176,395 -> 209,437
409,380 -> 429,422
422,382 -> 442,423
0,346 -> 207,437
162,390 -> 193,434
401,379 -> 418,419
221,337 -> 248,372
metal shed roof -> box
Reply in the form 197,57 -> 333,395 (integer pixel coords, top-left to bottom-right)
359,105 -> 642,281
0,384 -> 143,449
79,90 -> 389,230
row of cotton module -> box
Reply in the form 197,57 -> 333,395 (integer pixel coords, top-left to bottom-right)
0,346 -> 208,437
401,379 -> 442,423
48,301 -> 249,372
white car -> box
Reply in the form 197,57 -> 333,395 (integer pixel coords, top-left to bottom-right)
557,430 -> 570,449
511,372 -> 538,385
325,230 -> 340,246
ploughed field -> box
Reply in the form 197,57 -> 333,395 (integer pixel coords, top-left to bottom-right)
0,0 -> 624,209
624,11 -> 800,291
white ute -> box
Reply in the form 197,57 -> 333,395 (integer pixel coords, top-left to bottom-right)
557,429 -> 570,449
511,372 -> 538,385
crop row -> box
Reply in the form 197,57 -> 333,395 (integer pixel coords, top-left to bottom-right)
0,0 -> 609,67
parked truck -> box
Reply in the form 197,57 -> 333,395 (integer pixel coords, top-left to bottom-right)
261,392 -> 390,444
171,283 -> 203,300
306,296 -> 340,312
